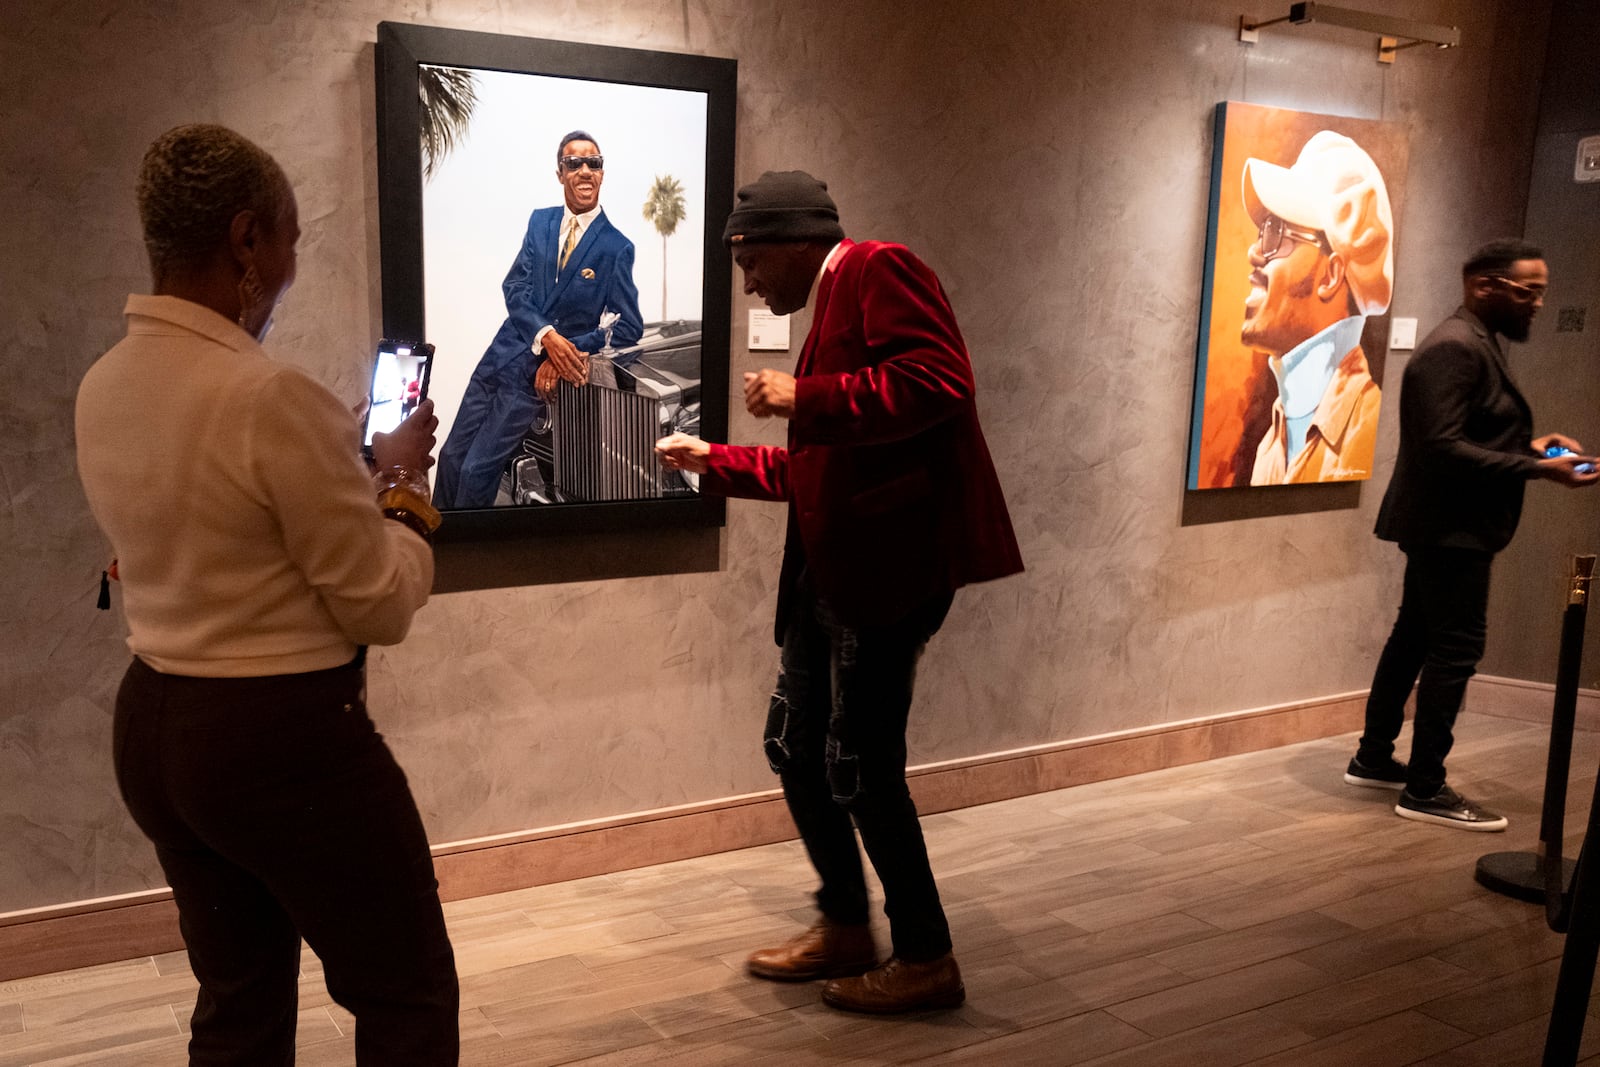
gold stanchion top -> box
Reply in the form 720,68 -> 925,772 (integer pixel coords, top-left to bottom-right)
1570,554 -> 1596,606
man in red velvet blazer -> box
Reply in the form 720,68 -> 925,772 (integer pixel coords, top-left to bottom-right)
657,171 -> 1022,1014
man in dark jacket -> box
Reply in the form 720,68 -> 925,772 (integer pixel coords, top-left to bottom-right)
657,171 -> 1022,1012
1345,239 -> 1597,829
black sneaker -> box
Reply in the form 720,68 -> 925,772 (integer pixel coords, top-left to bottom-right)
1344,754 -> 1407,790
1394,784 -> 1508,831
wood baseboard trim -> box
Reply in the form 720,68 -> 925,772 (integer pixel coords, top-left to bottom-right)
0,900 -> 186,984
1470,674 -> 1600,732
0,688 -> 1365,981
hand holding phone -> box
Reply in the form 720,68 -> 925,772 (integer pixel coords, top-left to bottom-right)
372,399 -> 438,473
1544,445 -> 1597,474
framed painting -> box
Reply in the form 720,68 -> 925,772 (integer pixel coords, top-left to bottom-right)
1187,101 -> 1408,490
375,21 -> 736,538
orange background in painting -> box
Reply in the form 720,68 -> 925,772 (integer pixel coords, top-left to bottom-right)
1192,101 -> 1409,489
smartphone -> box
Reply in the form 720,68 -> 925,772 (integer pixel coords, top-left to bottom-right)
362,339 -> 433,446
1544,444 -> 1596,474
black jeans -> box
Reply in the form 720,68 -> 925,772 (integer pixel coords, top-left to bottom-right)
764,577 -> 955,963
114,658 -> 459,1066
1358,546 -> 1493,796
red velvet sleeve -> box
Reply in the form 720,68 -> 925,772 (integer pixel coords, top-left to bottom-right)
791,244 -> 976,446
701,442 -> 790,501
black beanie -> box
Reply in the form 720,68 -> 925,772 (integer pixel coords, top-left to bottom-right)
722,170 -> 845,247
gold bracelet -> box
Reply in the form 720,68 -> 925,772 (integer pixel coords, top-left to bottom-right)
373,466 -> 442,539
382,502 -> 438,541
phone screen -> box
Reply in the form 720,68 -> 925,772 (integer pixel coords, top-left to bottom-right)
363,340 -> 433,446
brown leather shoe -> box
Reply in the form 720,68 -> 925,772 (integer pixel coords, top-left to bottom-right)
746,918 -> 877,982
821,953 -> 965,1013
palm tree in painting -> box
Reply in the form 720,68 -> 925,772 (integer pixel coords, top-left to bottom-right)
642,175 -> 687,320
419,66 -> 478,181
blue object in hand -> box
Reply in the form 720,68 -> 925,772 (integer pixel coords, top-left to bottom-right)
1545,445 -> 1596,474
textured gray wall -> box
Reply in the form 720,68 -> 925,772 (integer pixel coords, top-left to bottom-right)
1481,0 -> 1600,684
0,0 -> 1562,912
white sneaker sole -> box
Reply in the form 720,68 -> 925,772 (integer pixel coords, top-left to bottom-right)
1344,772 -> 1406,790
1393,804 -> 1508,832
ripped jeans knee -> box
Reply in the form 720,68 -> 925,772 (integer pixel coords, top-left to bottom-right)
824,736 -> 863,805
763,687 -> 794,773
764,688 -> 865,808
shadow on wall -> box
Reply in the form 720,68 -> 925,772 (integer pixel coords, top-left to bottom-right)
432,525 -> 722,594
1180,482 -> 1364,526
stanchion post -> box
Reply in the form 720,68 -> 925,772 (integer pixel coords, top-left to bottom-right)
1543,554 -> 1600,1067
1475,554 -> 1595,904
1544,784 -> 1600,1064
1544,556 -> 1596,922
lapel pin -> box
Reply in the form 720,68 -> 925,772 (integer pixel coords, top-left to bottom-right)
581,267 -> 595,279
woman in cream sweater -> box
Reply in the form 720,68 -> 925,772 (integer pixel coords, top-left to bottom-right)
76,124 -> 457,1066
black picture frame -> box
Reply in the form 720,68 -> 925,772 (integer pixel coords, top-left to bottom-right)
375,20 -> 734,541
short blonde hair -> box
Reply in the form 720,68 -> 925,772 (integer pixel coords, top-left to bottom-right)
137,124 -> 290,282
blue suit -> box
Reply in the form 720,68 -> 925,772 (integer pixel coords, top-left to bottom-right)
434,205 -> 644,508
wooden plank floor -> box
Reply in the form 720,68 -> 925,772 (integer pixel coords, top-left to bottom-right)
8,711 -> 1600,1066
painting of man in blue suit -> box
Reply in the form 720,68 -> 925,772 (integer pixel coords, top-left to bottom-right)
433,130 -> 644,508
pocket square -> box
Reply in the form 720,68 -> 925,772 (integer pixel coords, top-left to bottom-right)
581,267 -> 595,279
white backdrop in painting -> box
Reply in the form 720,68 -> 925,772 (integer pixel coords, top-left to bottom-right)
422,67 -> 708,449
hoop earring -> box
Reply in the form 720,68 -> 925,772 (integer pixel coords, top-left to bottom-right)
237,266 -> 266,329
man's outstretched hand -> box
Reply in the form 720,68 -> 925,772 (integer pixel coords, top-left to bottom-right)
655,432 -> 711,474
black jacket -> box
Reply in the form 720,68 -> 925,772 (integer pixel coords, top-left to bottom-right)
1374,307 -> 1541,553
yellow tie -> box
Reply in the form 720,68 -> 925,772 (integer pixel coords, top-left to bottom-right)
559,219 -> 579,272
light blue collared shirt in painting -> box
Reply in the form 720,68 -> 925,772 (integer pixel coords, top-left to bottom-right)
1268,314 -> 1368,464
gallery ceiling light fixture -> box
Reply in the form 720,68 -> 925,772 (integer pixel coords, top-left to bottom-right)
1239,2 -> 1460,65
